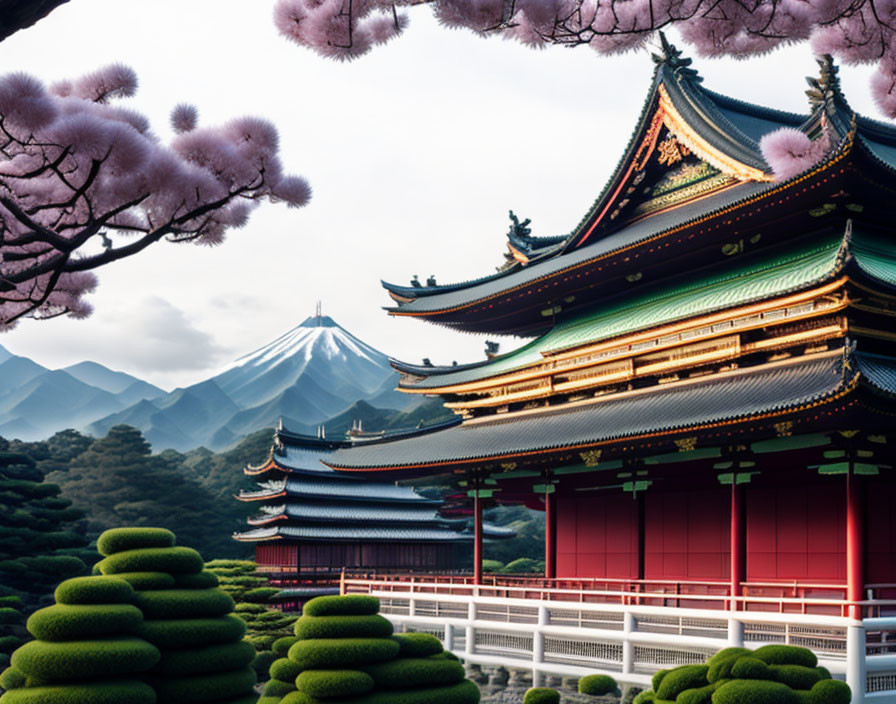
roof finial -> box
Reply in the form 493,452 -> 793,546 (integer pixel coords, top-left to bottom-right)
806,54 -> 843,112
315,300 -> 322,325
652,31 -> 701,82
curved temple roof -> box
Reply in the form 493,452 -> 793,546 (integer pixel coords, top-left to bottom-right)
323,350 -> 896,472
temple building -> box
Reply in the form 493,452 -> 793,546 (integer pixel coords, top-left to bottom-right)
235,422 -> 513,583
291,44 -> 896,702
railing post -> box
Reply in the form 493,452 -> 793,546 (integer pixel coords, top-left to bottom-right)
847,623 -> 866,704
622,610 -> 635,675
533,604 -> 548,687
727,617 -> 744,648
444,623 -> 454,652
465,599 -> 476,657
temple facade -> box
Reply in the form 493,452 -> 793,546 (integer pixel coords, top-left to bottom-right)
294,45 -> 896,702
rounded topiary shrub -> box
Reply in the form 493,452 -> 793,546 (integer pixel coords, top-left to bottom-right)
808,678 -> 851,704
391,633 -> 443,658
97,526 -> 256,704
296,668 -> 376,698
289,637 -> 400,669
0,574 -> 159,704
293,613 -> 393,640
751,645 -> 817,668
712,678 -> 800,704
523,687 -> 560,704
655,665 -> 709,700
579,673 -> 618,695
364,657 -> 465,689
302,595 -> 380,617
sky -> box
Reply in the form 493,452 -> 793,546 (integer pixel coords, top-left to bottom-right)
0,0 -> 882,390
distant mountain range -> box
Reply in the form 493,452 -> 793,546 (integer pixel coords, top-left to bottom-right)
0,314 -> 428,451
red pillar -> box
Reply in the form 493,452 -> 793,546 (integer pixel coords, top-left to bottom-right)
730,482 -> 745,609
545,491 -> 557,580
473,491 -> 483,586
846,470 -> 864,619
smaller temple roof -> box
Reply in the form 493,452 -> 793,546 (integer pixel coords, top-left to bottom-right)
234,525 -> 479,543
248,502 -> 446,525
324,349 -> 896,472
237,477 -> 443,504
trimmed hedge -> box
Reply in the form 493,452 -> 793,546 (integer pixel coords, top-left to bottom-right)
173,571 -> 220,589
579,674 -> 618,695
655,665 -> 709,700
295,669 -> 376,698
258,698 -> 283,704
676,680 -> 728,704
294,614 -> 394,640
270,657 -> 303,682
104,572 -> 177,591
273,636 -> 300,656
391,633 -> 443,658
96,547 -> 204,576
0,680 -> 157,704
148,665 -> 256,704
133,588 -> 234,619
53,577 -> 135,606
349,679 -> 481,704
97,528 -> 176,557
263,677 -> 297,696
288,637 -> 400,669
152,640 -> 256,675
0,667 -> 26,690
751,645 -> 817,668
137,614 -> 247,648
303,595 -> 380,617
653,670 -> 669,691
11,637 -> 160,682
712,679 -> 799,704
364,657 -> 465,689
730,657 -> 772,680
808,679 -> 851,704
633,691 -> 655,704
523,688 -> 559,704
26,604 -> 143,642
770,665 -> 824,690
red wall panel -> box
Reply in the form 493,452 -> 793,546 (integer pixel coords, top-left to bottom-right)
865,475 -> 896,584
556,492 -> 639,578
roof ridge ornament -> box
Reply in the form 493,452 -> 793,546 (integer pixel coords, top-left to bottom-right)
652,31 -> 702,83
806,54 -> 845,112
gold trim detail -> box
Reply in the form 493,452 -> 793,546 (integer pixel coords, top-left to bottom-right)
674,437 -> 698,452
580,450 -> 603,467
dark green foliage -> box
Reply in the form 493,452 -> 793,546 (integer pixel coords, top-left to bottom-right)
770,665 -> 824,690
302,595 -> 379,617
294,614 -> 393,640
579,674 -> 618,695
137,614 -> 247,648
295,669 -> 376,697
482,560 -> 503,573
707,650 -> 753,684
364,657 -> 465,689
676,680 -> 728,704
712,679 -> 799,704
653,670 -> 669,691
270,657 -> 303,682
152,640 -> 256,675
274,636 -> 300,655
148,665 -> 257,703
253,650 -> 278,679
288,637 -> 400,668
26,604 -> 143,641
235,603 -> 266,614
391,633 -> 443,657
808,679 -> 851,704
751,645 -> 817,668
500,557 -> 543,574
241,587 -> 278,603
133,588 -> 234,619
815,667 -> 832,680
106,572 -> 176,590
97,528 -> 175,556
11,637 -> 160,682
730,657 -> 772,680
432,650 -> 459,661
0,680 -> 156,704
53,577 -> 135,606
523,688 -> 560,704
258,698 -> 283,704
264,677 -> 297,696
655,665 -> 709,700
174,570 -> 220,589
96,546 -> 205,575
350,679 -> 481,704
633,690 -> 655,704
0,667 -> 26,690
707,649 -> 751,666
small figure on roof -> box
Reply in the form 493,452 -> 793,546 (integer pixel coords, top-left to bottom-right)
422,358 -> 433,367
410,274 -> 421,288
508,210 -> 532,239
426,274 -> 437,286
485,340 -> 500,359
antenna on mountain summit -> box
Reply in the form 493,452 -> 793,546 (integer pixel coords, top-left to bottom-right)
315,300 -> 322,324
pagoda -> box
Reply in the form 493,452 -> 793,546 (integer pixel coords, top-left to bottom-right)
303,44 -> 896,700
234,421 -> 513,583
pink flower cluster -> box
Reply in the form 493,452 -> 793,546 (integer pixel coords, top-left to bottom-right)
759,127 -> 830,181
0,64 -> 310,328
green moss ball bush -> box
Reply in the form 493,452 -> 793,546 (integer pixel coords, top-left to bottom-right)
26,604 -> 143,642
677,681 -> 727,704
137,614 -> 246,649
655,665 -> 709,700
273,636 -> 299,656
253,650 -> 278,679
751,645 -> 817,668
364,657 -> 465,689
152,640 -> 256,675
0,667 -> 26,690
391,633 -> 443,657
712,679 -> 799,704
289,637 -> 400,669
579,674 -> 619,695
808,679 -> 851,704
303,595 -> 380,617
264,676 -> 297,696
173,571 -> 219,589
0,680 -> 157,704
349,679 -> 481,704
133,588 -> 234,619
770,664 -> 825,690
148,665 -> 257,703
294,614 -> 394,640
295,669 -> 376,698
97,528 -> 176,556
258,698 -> 282,704
96,547 -> 205,576
53,577 -> 135,606
106,572 -> 177,590
730,657 -> 772,680
633,691 -> 655,704
11,637 -> 160,682
523,687 -> 560,704
270,657 -> 303,682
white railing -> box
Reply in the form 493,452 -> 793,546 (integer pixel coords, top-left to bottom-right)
344,577 -> 896,704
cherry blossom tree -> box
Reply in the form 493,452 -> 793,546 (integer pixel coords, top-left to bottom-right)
0,64 -> 310,329
273,0 -> 896,118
